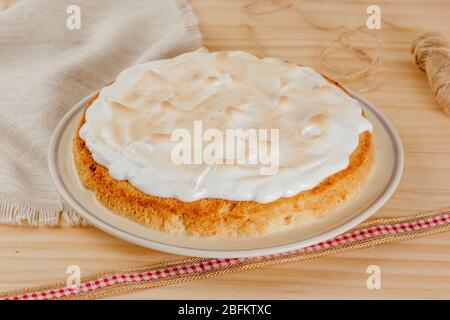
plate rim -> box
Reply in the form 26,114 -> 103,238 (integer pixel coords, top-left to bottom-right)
48,89 -> 404,258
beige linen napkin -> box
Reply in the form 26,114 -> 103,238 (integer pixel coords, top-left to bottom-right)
0,0 -> 202,225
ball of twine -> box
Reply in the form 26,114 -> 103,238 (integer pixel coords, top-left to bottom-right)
411,32 -> 450,115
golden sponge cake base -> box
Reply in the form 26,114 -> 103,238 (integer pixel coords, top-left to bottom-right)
73,83 -> 374,237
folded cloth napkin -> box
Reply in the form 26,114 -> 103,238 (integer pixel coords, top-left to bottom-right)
0,0 -> 202,225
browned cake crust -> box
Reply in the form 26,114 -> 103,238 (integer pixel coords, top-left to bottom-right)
73,80 -> 374,237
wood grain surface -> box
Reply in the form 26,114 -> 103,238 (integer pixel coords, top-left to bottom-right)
1,0 -> 450,299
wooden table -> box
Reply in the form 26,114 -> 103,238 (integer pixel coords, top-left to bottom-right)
1,0 -> 450,299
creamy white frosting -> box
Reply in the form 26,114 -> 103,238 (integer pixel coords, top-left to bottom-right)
79,48 -> 372,203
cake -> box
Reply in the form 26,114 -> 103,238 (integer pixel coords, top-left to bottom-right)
73,48 -> 374,237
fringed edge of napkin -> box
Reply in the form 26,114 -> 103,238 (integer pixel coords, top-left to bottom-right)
1,207 -> 449,300
0,199 -> 87,226
174,0 -> 203,44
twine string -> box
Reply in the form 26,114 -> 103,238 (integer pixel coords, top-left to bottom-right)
242,0 -> 425,93
242,0 -> 382,91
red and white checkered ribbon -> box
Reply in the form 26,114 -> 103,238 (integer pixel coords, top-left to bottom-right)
2,211 -> 450,300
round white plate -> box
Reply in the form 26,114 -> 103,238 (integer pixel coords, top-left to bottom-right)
49,89 -> 403,258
